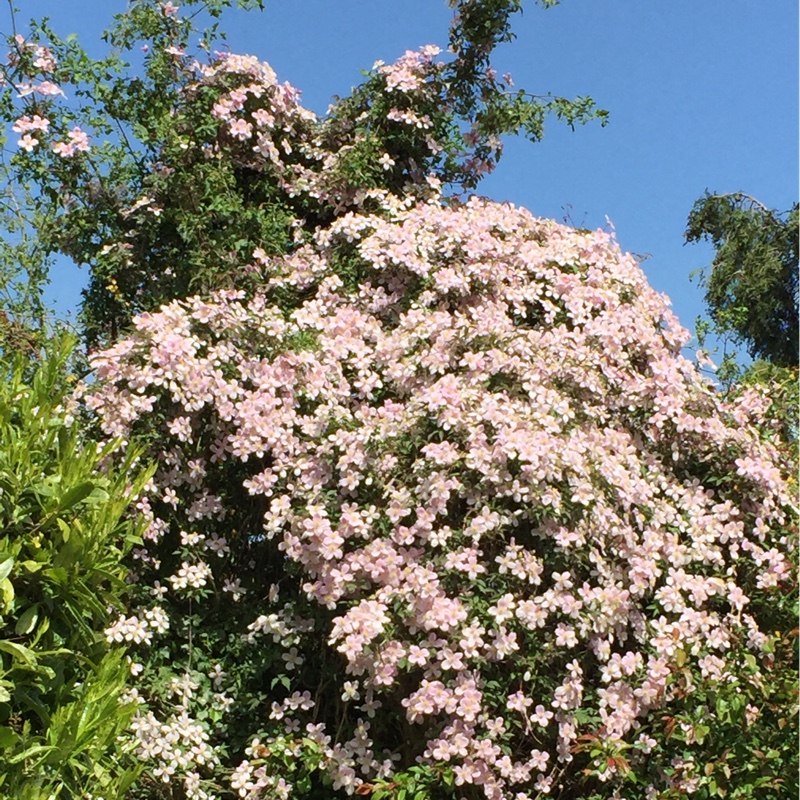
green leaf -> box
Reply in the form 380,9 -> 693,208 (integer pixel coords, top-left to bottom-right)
6,743 -> 54,765
31,480 -> 57,498
56,517 -> 71,542
0,727 -> 17,748
0,557 -> 14,582
57,481 -> 95,512
87,487 -> 111,504
43,567 -> 68,584
0,579 -> 14,612
0,640 -> 37,667
14,604 -> 38,636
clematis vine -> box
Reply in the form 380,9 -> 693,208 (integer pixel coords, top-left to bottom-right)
1,6 -> 792,798
84,188 -> 795,799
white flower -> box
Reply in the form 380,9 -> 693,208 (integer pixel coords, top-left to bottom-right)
206,534 -> 230,556
223,577 -> 247,601
17,133 -> 38,152
282,647 -> 304,671
341,681 -> 360,702
104,614 -> 152,645
145,606 -> 170,634
169,561 -> 212,591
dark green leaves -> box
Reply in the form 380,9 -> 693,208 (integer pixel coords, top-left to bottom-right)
686,192 -> 798,368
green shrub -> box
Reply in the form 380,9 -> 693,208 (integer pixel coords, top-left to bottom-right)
0,333 -> 151,799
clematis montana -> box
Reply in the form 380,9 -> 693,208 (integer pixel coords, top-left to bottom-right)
85,190 -> 795,799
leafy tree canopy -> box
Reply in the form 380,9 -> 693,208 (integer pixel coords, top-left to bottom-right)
0,0 -> 607,345
685,191 -> 798,369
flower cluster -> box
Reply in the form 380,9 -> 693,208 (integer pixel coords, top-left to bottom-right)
10,113 -> 89,155
175,47 -> 451,215
377,45 -> 441,93
4,35 -> 91,157
85,191 -> 795,798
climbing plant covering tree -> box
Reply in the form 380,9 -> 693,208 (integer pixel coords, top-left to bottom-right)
0,0 -> 606,345
86,193 -> 797,799
76,48 -> 794,800
0,2 -> 796,800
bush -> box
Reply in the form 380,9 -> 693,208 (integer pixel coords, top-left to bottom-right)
85,196 -> 797,799
0,333 -> 151,799
0,4 -> 793,799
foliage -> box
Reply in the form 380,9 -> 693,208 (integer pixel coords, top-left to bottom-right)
447,0 -> 606,145
0,0 -> 606,345
685,192 -> 798,369
0,3 -> 795,800
0,332 -> 153,798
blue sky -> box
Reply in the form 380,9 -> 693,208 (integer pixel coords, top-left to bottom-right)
19,1 -> 799,363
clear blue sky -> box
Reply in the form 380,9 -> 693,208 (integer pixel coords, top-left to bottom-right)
19,1 -> 799,363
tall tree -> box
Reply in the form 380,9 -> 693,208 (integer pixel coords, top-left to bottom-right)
0,0 -> 607,346
685,192 -> 798,368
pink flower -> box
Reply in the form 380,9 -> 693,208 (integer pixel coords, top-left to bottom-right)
17,133 -> 38,152
33,46 -> 56,72
554,623 -> 578,648
528,749 -> 549,772
531,704 -> 554,727
407,644 -> 430,667
12,114 -> 49,133
52,127 -> 90,158
29,80 -> 64,97
52,141 -> 75,158
68,126 -> 90,152
229,118 -> 253,140
507,691 -> 532,713
83,187 -> 793,798
252,108 -> 274,128
438,648 -> 465,671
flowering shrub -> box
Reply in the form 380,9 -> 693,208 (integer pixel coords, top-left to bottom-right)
84,192 -> 797,799
0,3 -> 795,799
